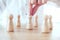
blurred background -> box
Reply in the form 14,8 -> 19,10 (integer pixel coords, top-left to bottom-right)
0,0 -> 60,32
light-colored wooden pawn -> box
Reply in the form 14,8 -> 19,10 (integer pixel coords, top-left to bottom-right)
17,15 -> 21,27
49,15 -> 52,30
43,15 -> 50,33
34,15 -> 38,28
9,15 -> 14,32
27,15 -> 33,30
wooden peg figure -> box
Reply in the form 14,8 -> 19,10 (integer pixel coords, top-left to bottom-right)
27,15 -> 33,30
34,15 -> 38,28
49,15 -> 52,30
43,15 -> 49,33
17,15 -> 21,28
9,15 -> 14,32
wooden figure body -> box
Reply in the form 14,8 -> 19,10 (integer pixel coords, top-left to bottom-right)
17,15 -> 21,27
43,15 -> 49,33
34,15 -> 38,28
49,15 -> 52,30
9,15 -> 14,32
27,15 -> 33,30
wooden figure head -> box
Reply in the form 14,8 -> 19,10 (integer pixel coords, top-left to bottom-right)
45,15 -> 48,21
36,15 -> 38,19
9,14 -> 13,20
18,15 -> 20,19
29,15 -> 32,19
49,15 -> 52,20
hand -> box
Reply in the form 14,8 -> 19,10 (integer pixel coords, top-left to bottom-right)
30,0 -> 47,16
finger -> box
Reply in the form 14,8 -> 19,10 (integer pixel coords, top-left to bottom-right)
30,0 -> 38,4
38,0 -> 42,4
42,0 -> 47,4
